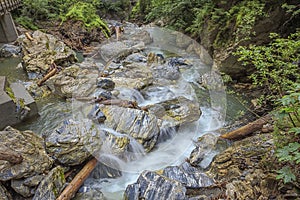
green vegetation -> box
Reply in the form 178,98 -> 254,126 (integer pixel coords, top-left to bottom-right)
15,0 -> 110,36
235,31 -> 300,184
235,31 -> 300,105
60,1 -> 110,37
190,0 -> 265,47
132,0 -> 204,31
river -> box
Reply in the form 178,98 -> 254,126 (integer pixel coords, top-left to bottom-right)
0,26 -> 250,199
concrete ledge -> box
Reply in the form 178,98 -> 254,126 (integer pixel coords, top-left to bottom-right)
0,76 -> 38,130
10,82 -> 38,119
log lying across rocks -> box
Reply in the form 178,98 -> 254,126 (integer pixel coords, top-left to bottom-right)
0,145 -> 23,164
37,63 -> 58,86
220,114 -> 272,140
56,158 -> 98,200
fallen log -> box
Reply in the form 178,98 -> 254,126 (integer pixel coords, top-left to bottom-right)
37,63 -> 58,86
56,158 -> 98,200
25,32 -> 34,41
0,146 -> 23,164
220,114 -> 272,140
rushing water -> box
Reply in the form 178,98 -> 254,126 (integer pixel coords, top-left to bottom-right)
0,27 -> 251,199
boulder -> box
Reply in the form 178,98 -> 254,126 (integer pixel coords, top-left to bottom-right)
0,127 -> 53,181
11,175 -> 44,197
124,162 -> 214,199
124,171 -> 187,200
46,65 -> 98,98
45,119 -> 131,166
151,63 -> 181,81
96,78 -> 115,91
99,41 -> 129,62
21,30 -> 77,78
32,166 -> 65,200
189,133 -> 228,169
0,44 -> 21,58
146,96 -> 201,128
45,119 -> 103,166
101,105 -> 160,152
110,62 -> 153,90
162,162 -> 214,188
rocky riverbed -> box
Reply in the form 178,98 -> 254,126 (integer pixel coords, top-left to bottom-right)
0,21 -> 298,200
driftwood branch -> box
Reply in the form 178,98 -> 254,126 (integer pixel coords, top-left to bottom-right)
56,158 -> 98,200
0,146 -> 23,164
220,114 -> 272,140
37,63 -> 58,86
25,32 -> 33,41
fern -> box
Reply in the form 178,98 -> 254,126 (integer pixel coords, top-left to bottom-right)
60,2 -> 110,37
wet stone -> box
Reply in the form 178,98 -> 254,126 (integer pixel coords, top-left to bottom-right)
0,44 -> 21,57
11,175 -> 44,197
189,133 -> 228,169
124,171 -> 187,200
87,105 -> 107,124
0,127 -> 53,181
46,65 -> 97,98
74,187 -> 105,200
151,63 -> 181,80
162,162 -> 214,188
32,166 -> 65,200
45,119 -> 103,166
101,105 -> 159,152
96,78 -> 115,91
90,158 -> 122,179
147,96 -> 201,128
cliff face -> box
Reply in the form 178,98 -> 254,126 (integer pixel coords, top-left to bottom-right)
198,0 -> 300,81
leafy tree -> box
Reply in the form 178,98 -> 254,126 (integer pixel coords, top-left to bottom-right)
235,31 -> 300,105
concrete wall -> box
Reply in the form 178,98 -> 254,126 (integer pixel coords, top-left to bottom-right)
0,76 -> 38,130
0,12 -> 18,43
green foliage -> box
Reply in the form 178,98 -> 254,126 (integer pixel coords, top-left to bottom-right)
189,0 -> 265,47
187,2 -> 214,36
235,31 -> 300,105
276,166 -> 296,184
272,87 -> 300,185
133,0 -> 205,31
235,30 -> 300,184
15,0 -> 110,37
274,84 -> 300,184
282,3 -> 300,16
60,2 -> 110,37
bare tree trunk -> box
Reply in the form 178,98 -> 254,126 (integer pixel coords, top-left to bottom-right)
220,114 -> 272,140
56,158 -> 98,200
37,63 -> 58,86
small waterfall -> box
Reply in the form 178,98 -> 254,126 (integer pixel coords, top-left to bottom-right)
92,154 -> 126,179
125,136 -> 146,162
157,126 -> 177,143
99,127 -> 146,163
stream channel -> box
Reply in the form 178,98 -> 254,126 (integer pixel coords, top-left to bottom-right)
0,25 -> 248,199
